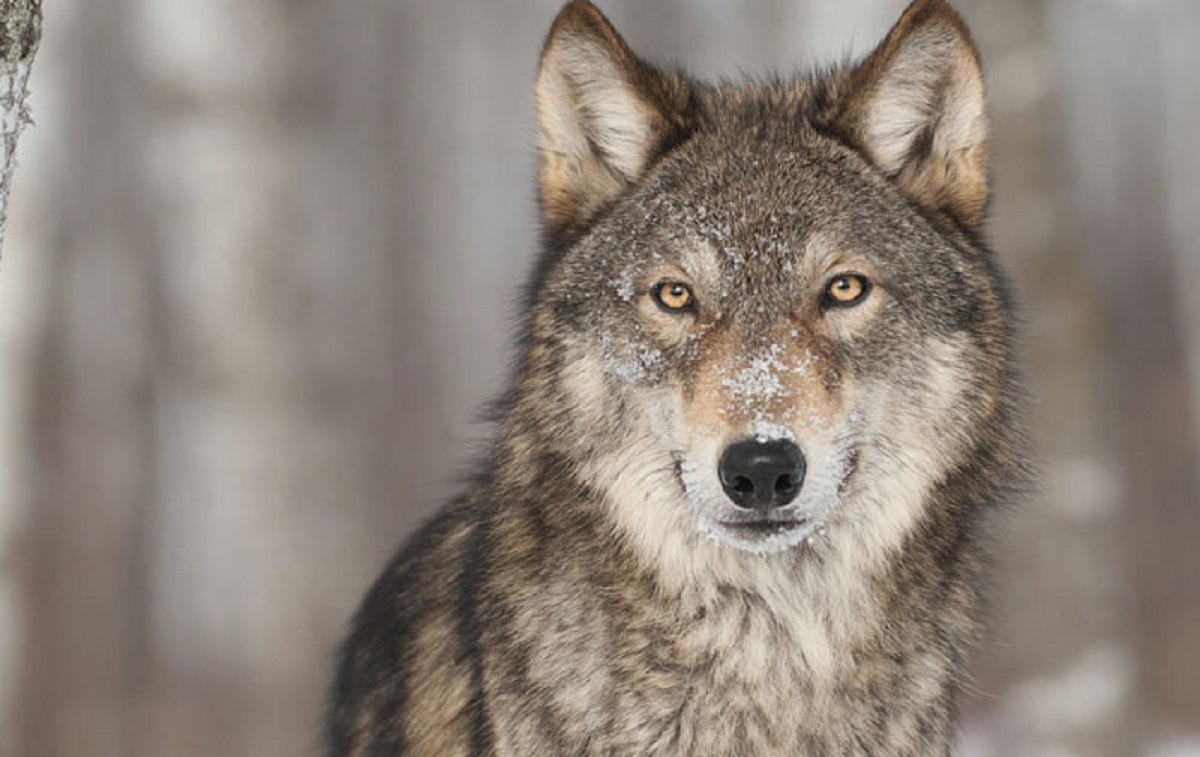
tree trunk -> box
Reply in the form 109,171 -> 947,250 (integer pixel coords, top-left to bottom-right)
0,0 -> 41,254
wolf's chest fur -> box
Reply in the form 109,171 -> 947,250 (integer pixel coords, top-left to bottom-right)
486,542 -> 953,756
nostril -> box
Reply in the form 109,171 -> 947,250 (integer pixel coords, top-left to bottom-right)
774,474 -> 795,496
732,476 -> 754,494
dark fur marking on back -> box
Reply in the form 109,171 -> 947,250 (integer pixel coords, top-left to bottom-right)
457,515 -> 495,755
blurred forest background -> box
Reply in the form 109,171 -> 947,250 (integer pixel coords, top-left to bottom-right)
1,0 -> 1198,755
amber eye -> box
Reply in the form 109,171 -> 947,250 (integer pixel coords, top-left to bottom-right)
823,274 -> 871,308
651,281 -> 696,313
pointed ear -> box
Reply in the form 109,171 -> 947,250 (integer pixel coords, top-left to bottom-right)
833,0 -> 989,232
536,1 -> 692,238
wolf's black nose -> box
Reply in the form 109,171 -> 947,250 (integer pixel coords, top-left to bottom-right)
718,439 -> 807,510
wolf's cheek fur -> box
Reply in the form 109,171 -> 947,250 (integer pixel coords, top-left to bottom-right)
559,352 -> 705,577
835,336 -> 977,561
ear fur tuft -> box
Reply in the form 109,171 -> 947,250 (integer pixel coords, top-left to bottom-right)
835,0 -> 990,231
536,1 -> 692,238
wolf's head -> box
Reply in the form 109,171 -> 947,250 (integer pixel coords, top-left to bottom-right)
511,0 -> 1021,570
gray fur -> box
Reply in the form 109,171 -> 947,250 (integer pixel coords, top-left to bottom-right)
327,1 -> 1027,755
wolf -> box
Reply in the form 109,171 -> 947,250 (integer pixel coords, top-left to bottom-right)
327,0 -> 1026,754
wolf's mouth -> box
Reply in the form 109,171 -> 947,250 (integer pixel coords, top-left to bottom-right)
718,519 -> 807,537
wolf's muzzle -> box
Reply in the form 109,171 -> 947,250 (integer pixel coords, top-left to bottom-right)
718,438 -> 807,511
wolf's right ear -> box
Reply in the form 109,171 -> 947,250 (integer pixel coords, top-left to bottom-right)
536,1 -> 692,239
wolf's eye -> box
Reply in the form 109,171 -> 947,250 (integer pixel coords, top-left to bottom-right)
651,281 -> 696,313
823,274 -> 871,308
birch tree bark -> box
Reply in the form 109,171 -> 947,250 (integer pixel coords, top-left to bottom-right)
0,0 -> 40,255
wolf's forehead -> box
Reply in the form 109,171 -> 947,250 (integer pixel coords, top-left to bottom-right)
642,162 -> 850,265
664,133 -> 854,225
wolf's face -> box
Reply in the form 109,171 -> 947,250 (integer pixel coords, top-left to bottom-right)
529,1 -> 1012,560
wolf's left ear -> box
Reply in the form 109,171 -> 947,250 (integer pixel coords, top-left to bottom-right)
833,0 -> 989,232
536,1 -> 692,239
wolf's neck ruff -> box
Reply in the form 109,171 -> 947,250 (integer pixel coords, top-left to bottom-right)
328,2 -> 1025,755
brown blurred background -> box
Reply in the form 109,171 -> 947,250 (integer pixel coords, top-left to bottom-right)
1,1 -> 1198,755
